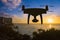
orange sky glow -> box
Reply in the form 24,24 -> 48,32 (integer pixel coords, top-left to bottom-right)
12,14 -> 60,24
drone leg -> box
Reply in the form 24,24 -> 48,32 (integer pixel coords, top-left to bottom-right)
28,14 -> 30,24
40,14 -> 43,24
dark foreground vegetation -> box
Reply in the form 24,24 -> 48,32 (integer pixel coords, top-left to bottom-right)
0,25 -> 60,40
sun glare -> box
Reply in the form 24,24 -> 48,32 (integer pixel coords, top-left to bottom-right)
47,18 -> 53,23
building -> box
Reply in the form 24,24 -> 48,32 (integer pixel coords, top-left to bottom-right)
0,12 -> 12,26
0,17 -> 12,24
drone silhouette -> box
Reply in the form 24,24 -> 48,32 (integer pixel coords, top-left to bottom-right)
22,5 -> 48,24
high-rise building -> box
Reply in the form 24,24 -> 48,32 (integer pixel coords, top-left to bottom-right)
0,12 -> 12,25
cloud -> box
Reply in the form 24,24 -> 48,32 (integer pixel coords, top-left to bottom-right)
1,0 -> 21,8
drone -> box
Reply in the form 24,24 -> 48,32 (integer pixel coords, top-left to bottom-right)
21,5 -> 53,24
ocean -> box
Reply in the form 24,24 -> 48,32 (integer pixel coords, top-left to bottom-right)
13,24 -> 60,35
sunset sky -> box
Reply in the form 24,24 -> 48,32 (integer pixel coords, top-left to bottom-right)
0,0 -> 60,24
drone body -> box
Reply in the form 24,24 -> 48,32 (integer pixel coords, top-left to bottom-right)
22,5 -> 48,24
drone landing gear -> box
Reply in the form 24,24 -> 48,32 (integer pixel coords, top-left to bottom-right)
27,14 -> 43,24
28,14 -> 30,24
40,14 -> 43,24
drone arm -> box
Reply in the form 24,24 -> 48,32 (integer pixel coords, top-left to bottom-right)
22,5 -> 25,10
46,5 -> 48,11
28,14 -> 30,24
40,14 -> 43,24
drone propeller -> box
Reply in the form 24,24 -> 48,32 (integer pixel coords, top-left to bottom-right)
39,5 -> 54,7
21,4 -> 54,7
18,4 -> 54,12
25,5 -> 30,7
47,10 -> 54,12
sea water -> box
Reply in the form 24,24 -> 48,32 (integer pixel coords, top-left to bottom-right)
13,24 -> 60,35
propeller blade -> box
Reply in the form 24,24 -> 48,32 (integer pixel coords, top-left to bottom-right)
48,11 -> 54,12
39,5 -> 54,7
46,5 -> 54,7
25,5 -> 30,7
